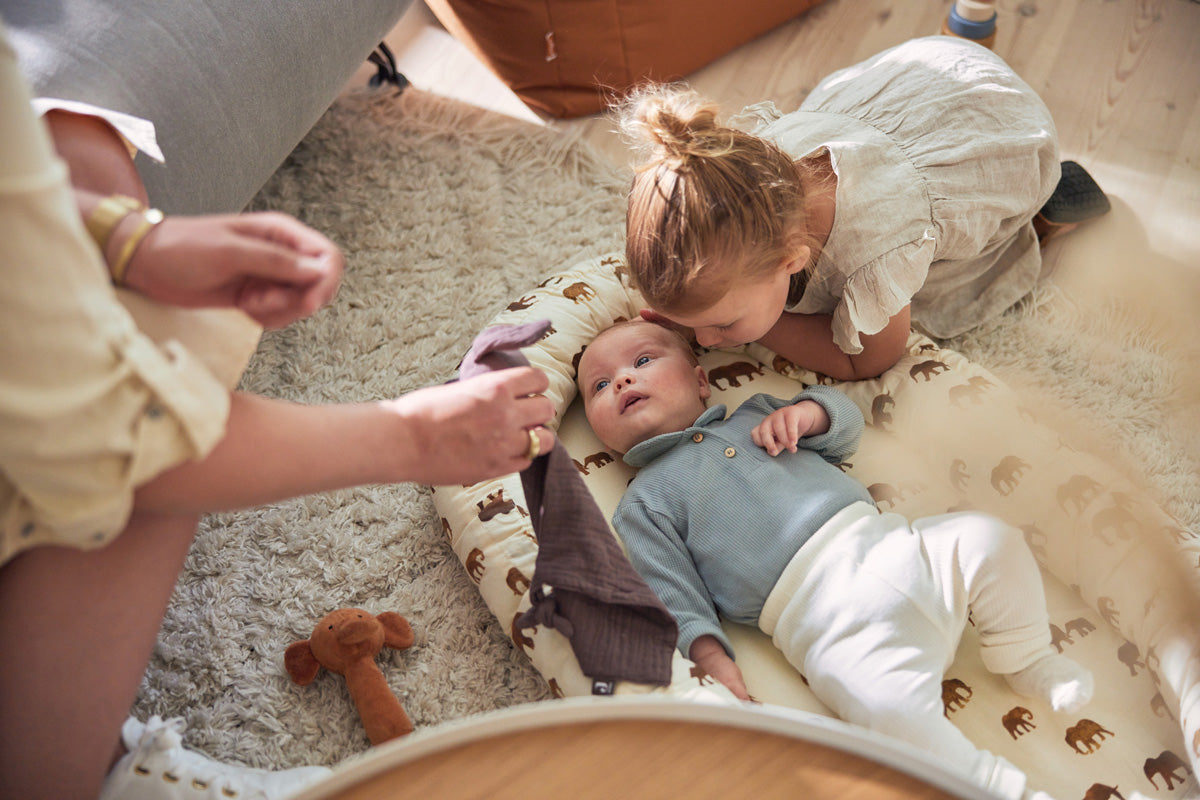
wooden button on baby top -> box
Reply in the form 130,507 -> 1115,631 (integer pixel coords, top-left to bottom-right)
724,447 -> 736,457
692,433 -> 704,442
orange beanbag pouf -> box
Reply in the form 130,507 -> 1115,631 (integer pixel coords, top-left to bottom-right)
425,0 -> 826,118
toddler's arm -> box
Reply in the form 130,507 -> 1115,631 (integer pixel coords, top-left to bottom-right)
689,635 -> 750,701
757,306 -> 911,381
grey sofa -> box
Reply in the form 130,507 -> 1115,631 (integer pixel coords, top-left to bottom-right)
4,0 -> 412,214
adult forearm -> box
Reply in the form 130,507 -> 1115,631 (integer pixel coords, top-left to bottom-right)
44,109 -> 147,202
133,367 -> 557,514
133,392 -> 406,514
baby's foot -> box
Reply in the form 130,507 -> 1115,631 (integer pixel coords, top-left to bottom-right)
1004,653 -> 1094,713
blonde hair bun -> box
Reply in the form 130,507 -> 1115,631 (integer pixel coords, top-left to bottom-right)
618,84 -> 733,167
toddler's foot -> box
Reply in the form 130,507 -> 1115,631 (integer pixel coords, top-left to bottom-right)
1035,160 -> 1111,245
1004,653 -> 1094,714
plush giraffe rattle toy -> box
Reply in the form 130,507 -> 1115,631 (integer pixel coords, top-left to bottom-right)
285,608 -> 415,745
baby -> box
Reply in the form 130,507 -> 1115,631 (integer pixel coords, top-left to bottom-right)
577,319 -> 1093,800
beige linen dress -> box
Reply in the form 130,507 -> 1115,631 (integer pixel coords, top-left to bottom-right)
755,36 -> 1059,353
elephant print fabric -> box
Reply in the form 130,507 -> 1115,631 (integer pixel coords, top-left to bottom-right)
430,252 -> 1200,800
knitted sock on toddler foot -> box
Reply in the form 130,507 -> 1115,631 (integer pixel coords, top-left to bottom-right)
1035,160 -> 1111,245
1003,653 -> 1095,713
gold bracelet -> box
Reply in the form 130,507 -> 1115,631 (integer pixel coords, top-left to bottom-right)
110,207 -> 165,285
84,194 -> 143,253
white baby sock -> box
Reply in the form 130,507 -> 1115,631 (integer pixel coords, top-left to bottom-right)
1004,653 -> 1095,713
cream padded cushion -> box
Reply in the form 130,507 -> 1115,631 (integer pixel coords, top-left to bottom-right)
432,253 -> 1199,799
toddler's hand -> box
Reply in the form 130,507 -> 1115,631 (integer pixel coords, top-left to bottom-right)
751,400 -> 830,456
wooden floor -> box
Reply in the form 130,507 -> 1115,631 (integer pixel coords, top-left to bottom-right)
353,0 -> 1200,397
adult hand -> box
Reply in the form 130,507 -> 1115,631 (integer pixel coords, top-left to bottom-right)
383,366 -> 556,486
120,211 -> 344,328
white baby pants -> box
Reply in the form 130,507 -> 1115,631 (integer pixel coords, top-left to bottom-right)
759,501 -> 1052,800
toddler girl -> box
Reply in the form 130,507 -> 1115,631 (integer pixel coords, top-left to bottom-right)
620,36 -> 1107,380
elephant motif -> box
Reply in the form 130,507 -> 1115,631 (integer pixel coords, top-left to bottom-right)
507,294 -> 536,312
771,355 -> 798,376
511,613 -> 535,653
1117,641 -> 1145,677
1057,474 -> 1103,515
1143,750 -> 1192,790
1065,719 -> 1114,754
1097,596 -> 1119,629
476,489 -> 526,521
1092,492 -> 1143,545
1150,692 -> 1172,720
505,567 -> 530,596
465,548 -> 485,583
1050,623 -> 1074,654
573,451 -> 614,475
1019,523 -> 1048,562
990,455 -> 1031,495
708,360 -> 764,389
941,678 -> 973,715
948,375 -> 994,407
1065,617 -> 1097,639
1002,706 -> 1036,739
1082,783 -> 1124,800
562,281 -> 595,303
909,359 -> 949,382
868,483 -> 906,509
871,393 -> 895,429
950,459 -> 970,492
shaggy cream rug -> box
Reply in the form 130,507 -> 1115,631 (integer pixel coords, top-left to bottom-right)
132,86 -> 1199,772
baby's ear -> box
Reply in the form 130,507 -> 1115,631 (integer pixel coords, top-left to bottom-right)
696,365 -> 712,400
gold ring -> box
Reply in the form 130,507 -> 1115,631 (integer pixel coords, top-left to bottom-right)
525,428 -> 541,461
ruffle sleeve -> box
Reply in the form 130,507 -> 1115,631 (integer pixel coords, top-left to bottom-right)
829,230 -> 935,354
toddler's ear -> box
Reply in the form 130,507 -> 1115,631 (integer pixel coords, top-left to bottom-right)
784,245 -> 811,274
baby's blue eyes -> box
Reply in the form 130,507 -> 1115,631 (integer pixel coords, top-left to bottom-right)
592,355 -> 653,394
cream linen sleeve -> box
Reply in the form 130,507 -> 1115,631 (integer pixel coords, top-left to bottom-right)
0,30 -> 231,564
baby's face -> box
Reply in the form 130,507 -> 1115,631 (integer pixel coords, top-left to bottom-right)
578,322 -> 710,454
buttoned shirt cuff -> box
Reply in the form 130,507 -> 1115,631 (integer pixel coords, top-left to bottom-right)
31,97 -> 164,163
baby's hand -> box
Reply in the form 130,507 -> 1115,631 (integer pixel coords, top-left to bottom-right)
689,636 -> 750,701
751,400 -> 830,456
